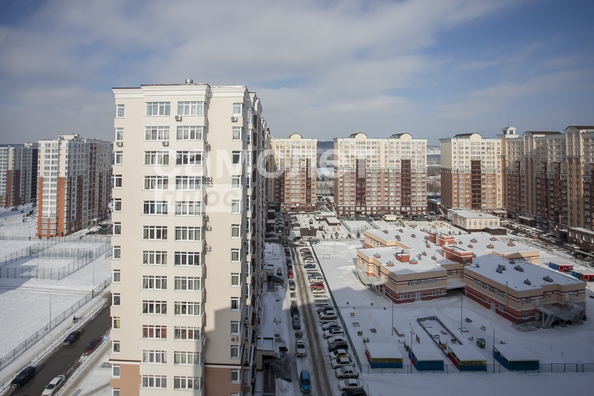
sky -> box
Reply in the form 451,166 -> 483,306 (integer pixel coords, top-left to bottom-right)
0,0 -> 593,146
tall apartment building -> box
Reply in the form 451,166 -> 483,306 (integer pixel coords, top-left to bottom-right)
333,132 -> 427,216
270,133 -> 317,211
0,143 -> 38,207
440,133 -> 502,211
110,82 -> 267,396
37,135 -> 111,237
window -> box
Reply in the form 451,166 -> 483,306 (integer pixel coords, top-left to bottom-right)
114,151 -> 123,164
230,369 -> 240,383
175,176 -> 202,190
525,297 -> 531,304
113,198 -> 122,211
177,126 -> 204,140
146,102 -> 170,116
174,376 -> 200,390
142,275 -> 167,289
116,104 -> 124,118
174,326 -> 200,340
112,364 -> 120,377
144,151 -> 169,165
115,127 -> 123,141
232,151 -> 241,164
230,297 -> 240,311
175,201 -> 202,216
143,201 -> 168,215
233,103 -> 242,115
231,249 -> 240,262
174,301 -> 201,316
175,226 -> 202,241
231,224 -> 240,238
142,325 -> 167,339
142,251 -> 167,265
113,389 -> 120,396
145,126 -> 170,141
174,351 -> 200,365
232,175 -> 241,189
232,127 -> 242,141
523,312 -> 529,319
174,276 -> 202,291
142,300 -> 167,314
177,101 -> 204,116
231,273 -> 240,286
113,174 -> 122,188
113,222 -> 121,235
230,345 -> 240,359
230,321 -> 240,335
112,341 -> 120,353
143,226 -> 167,240
113,317 -> 121,329
142,350 -> 167,364
144,176 -> 168,190
141,375 -> 167,388
174,252 -> 202,266
497,304 -> 504,311
112,293 -> 121,306
176,151 -> 202,165
231,200 -> 241,214
113,246 -> 121,259
113,269 -> 121,282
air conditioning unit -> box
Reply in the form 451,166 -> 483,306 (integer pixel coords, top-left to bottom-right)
204,144 -> 211,151
162,141 -> 169,146
204,177 -> 213,184
205,246 -> 211,252
204,215 -> 209,222
231,336 -> 237,342
231,116 -> 237,122
175,115 -> 182,122
205,226 -> 212,231
115,142 -> 123,147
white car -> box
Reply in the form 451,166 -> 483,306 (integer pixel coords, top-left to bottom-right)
296,339 -> 306,357
322,322 -> 341,331
42,375 -> 66,396
319,311 -> 337,320
335,365 -> 359,379
326,336 -> 348,344
323,328 -> 345,338
331,356 -> 354,368
338,378 -> 363,391
329,348 -> 350,360
311,288 -> 326,295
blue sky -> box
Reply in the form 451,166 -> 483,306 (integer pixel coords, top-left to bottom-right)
0,0 -> 592,145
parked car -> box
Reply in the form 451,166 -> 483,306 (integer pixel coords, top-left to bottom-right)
309,275 -> 325,283
341,389 -> 367,396
296,339 -> 306,357
63,330 -> 81,345
311,288 -> 326,295
329,348 -> 350,360
322,322 -> 341,331
292,315 -> 301,330
300,370 -> 312,393
317,306 -> 335,313
335,365 -> 359,379
10,366 -> 36,388
291,302 -> 299,317
288,280 -> 296,290
338,378 -> 363,391
84,337 -> 103,355
319,311 -> 337,320
331,356 -> 354,368
42,375 -> 66,396
304,263 -> 316,269
310,283 -> 325,290
328,340 -> 349,352
327,336 -> 348,345
323,328 -> 345,338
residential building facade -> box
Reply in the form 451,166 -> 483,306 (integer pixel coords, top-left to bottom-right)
37,135 -> 110,237
110,82 -> 266,396
333,133 -> 427,217
270,133 -> 317,212
0,143 -> 38,208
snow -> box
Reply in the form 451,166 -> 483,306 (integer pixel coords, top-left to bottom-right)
448,344 -> 486,362
365,343 -> 402,359
410,345 -> 444,361
493,344 -> 539,362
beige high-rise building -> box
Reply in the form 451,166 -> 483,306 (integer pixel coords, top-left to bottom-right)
333,132 -> 427,216
0,143 -> 38,208
270,133 -> 317,211
440,133 -> 502,211
37,135 -> 111,237
110,81 -> 267,396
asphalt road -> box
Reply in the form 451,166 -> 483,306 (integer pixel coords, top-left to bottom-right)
8,302 -> 110,396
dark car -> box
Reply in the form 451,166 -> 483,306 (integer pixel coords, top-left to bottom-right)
10,366 -> 36,388
63,330 -> 82,345
299,370 -> 312,393
84,337 -> 103,355
328,340 -> 349,352
341,389 -> 367,396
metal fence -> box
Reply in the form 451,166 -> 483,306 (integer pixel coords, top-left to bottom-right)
359,362 -> 594,374
0,278 -> 111,371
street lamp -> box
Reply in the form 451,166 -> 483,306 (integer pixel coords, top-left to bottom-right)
409,323 -> 415,354
391,297 -> 394,336
490,322 -> 495,371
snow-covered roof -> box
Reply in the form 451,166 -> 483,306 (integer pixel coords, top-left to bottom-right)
365,342 -> 403,359
447,344 -> 486,362
410,345 -> 444,361
494,344 -> 539,362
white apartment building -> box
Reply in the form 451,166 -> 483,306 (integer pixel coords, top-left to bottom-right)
333,132 -> 427,216
0,143 -> 38,208
110,81 -> 267,396
440,133 -> 503,211
270,133 -> 317,211
37,135 -> 111,237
